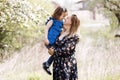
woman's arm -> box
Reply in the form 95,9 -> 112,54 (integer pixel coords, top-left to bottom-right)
44,20 -> 53,45
54,35 -> 79,57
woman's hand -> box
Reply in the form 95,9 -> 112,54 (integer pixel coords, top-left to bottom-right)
48,48 -> 54,55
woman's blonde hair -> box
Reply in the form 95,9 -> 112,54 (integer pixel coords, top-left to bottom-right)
69,14 -> 80,35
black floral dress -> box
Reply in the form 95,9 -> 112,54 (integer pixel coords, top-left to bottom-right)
53,34 -> 79,80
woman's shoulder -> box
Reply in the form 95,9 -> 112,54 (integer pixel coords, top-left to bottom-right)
64,34 -> 79,41
69,34 -> 79,39
72,34 -> 79,41
74,34 -> 79,38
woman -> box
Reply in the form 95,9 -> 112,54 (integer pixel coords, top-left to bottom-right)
49,14 -> 80,80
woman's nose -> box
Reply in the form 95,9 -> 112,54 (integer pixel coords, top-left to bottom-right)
63,19 -> 65,22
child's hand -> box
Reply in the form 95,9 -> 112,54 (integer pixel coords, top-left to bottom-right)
48,48 -> 54,55
44,39 -> 49,45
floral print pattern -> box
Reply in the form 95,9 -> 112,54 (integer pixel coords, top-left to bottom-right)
53,34 -> 79,80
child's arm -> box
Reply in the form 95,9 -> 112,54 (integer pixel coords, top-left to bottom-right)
44,20 -> 53,45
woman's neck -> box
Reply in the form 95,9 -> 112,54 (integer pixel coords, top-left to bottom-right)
61,30 -> 69,36
63,29 -> 76,37
63,25 -> 70,33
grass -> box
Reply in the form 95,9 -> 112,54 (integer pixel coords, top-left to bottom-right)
1,24 -> 119,80
76,25 -> 120,80
104,74 -> 120,80
28,72 -> 41,80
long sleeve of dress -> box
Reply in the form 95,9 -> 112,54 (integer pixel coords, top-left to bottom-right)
54,35 -> 79,57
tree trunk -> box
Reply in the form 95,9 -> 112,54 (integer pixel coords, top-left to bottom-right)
115,13 -> 120,37
115,13 -> 120,26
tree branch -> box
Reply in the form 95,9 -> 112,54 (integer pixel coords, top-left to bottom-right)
107,0 -> 120,9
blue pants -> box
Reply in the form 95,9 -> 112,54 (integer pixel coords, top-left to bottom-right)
45,44 -> 54,66
47,55 -> 54,66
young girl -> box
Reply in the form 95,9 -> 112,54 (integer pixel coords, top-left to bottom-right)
43,6 -> 68,75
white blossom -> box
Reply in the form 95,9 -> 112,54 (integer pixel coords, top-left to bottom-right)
0,0 -> 50,28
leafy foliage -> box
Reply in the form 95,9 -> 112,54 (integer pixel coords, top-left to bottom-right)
83,0 -> 120,27
0,0 -> 51,59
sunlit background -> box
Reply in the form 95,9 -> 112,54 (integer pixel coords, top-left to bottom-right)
0,0 -> 120,80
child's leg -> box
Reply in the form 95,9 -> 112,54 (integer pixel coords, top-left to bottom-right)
45,44 -> 54,66
46,55 -> 54,66
43,44 -> 54,75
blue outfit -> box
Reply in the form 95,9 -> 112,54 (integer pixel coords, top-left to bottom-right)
46,17 -> 63,45
45,17 -> 63,67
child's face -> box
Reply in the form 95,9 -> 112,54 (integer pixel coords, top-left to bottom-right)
59,12 -> 68,20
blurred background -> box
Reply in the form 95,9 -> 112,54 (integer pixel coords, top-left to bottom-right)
0,0 -> 120,80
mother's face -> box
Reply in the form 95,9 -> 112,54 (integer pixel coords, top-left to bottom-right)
64,14 -> 80,34
64,16 -> 71,25
64,16 -> 71,29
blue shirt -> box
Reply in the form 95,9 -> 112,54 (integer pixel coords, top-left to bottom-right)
45,17 -> 63,45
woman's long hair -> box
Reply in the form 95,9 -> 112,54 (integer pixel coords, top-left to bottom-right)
69,14 -> 80,35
